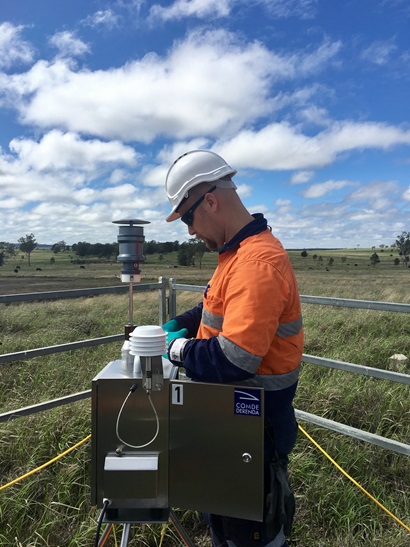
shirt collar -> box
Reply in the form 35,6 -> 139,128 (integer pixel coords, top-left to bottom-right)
219,213 -> 268,254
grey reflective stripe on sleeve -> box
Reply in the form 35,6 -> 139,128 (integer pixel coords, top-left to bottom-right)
234,364 -> 301,391
202,308 -> 224,330
217,334 -> 262,373
276,315 -> 303,339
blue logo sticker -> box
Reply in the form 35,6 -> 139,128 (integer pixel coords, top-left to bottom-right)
234,389 -> 261,417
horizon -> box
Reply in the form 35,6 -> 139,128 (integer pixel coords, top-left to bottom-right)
5,241 -> 398,253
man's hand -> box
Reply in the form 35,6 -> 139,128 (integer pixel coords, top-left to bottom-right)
162,319 -> 180,332
167,328 -> 188,345
163,327 -> 188,358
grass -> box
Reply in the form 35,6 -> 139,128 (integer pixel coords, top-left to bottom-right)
0,248 -> 409,545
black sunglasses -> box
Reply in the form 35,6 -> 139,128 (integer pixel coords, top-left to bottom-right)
180,185 -> 217,226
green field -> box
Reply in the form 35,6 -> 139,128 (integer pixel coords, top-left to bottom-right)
0,248 -> 409,546
1,246 -> 409,300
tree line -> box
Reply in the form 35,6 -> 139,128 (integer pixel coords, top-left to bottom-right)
1,231 -> 409,269
0,235 -> 209,268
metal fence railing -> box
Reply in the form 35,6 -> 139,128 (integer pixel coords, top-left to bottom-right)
1,278 -> 409,456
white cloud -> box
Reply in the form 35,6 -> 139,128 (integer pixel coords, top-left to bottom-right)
261,0 -> 318,19
49,31 -> 89,58
275,198 -> 291,206
348,181 -> 399,210
149,0 -> 231,21
298,105 -> 331,126
0,131 -> 141,241
292,39 -> 341,74
274,198 -> 292,214
149,0 -> 318,22
290,170 -> 314,184
235,183 -> 252,199
0,32 -> 342,142
9,130 -> 137,171
110,169 -> 128,184
0,22 -> 35,69
303,179 -> 356,198
217,121 -> 410,170
82,9 -> 120,29
403,186 -> 410,201
0,196 -> 23,209
361,39 -> 397,66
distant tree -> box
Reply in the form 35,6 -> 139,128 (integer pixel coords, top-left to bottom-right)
394,257 -> 400,266
70,241 -> 118,260
51,240 -> 66,254
301,250 -> 308,258
327,257 -> 334,267
395,231 -> 410,266
177,239 -> 206,267
161,242 -> 175,254
144,240 -> 179,255
193,241 -> 206,269
370,252 -> 380,266
18,233 -> 37,266
0,251 -> 4,267
177,245 -> 192,266
72,241 -> 92,257
341,256 -> 347,263
0,242 -> 16,259
144,240 -> 156,255
50,257 -> 55,265
7,243 -> 16,258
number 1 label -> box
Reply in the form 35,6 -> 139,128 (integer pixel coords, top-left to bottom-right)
172,384 -> 184,405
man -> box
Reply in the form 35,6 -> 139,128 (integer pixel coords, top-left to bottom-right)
163,150 -> 303,547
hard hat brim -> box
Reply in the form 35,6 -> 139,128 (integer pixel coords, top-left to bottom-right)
166,209 -> 181,222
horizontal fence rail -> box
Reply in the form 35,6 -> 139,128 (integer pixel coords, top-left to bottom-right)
1,278 -> 409,456
299,295 -> 410,313
302,354 -> 410,385
0,335 -> 124,365
295,410 -> 410,456
0,279 -> 167,305
0,391 -> 91,423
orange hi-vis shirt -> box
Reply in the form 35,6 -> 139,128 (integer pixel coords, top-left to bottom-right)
197,227 -> 303,392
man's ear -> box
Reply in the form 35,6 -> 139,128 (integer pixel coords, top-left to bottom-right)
204,191 -> 218,213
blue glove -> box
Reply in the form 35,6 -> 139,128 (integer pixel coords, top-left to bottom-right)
163,327 -> 188,358
162,319 -> 181,332
166,328 -> 188,345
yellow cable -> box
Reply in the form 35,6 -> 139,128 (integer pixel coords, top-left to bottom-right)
298,424 -> 410,533
0,434 -> 91,493
2,427 -> 409,536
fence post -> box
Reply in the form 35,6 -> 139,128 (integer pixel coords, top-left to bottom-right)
158,277 -> 167,325
169,278 -> 177,319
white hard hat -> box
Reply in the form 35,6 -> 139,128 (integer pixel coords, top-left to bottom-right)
165,150 -> 237,222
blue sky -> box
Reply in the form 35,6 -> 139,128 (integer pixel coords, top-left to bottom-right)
0,0 -> 409,248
